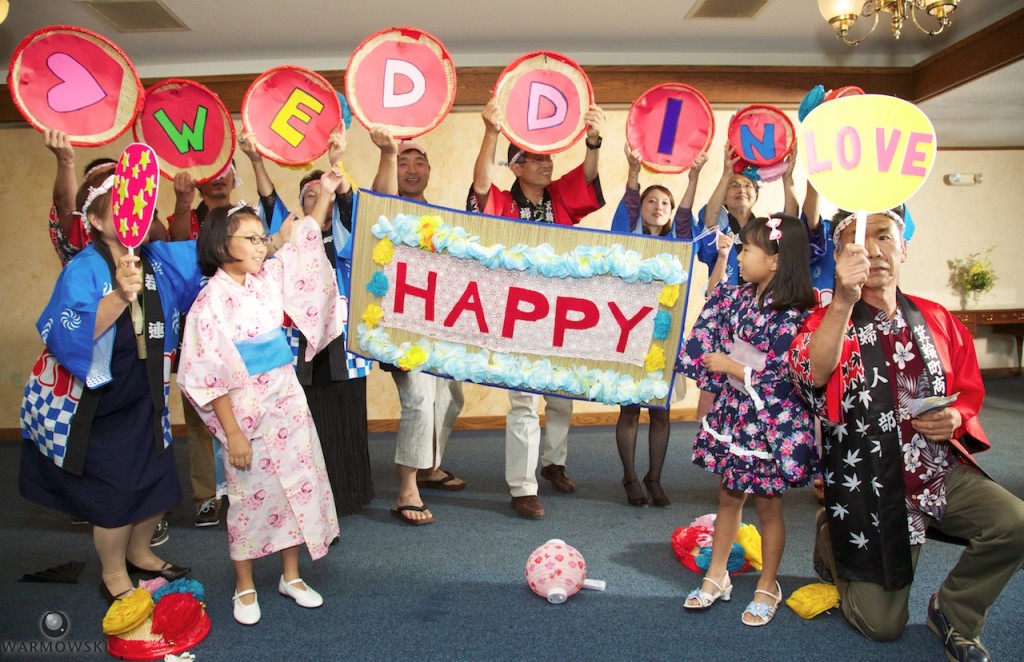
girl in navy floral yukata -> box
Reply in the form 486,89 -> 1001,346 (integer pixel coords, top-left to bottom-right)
678,214 -> 818,626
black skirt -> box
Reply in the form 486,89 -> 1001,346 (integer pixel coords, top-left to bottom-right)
20,316 -> 182,528
304,377 -> 373,517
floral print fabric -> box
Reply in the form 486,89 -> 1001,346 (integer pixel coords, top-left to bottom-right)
678,282 -> 816,495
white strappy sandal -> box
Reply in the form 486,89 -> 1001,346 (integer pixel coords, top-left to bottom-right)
742,581 -> 782,626
684,573 -> 733,610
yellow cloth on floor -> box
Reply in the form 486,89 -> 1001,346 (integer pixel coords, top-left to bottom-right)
736,523 -> 763,570
786,583 -> 840,619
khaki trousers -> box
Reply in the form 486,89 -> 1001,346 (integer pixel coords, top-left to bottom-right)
182,398 -> 216,503
818,464 -> 1024,640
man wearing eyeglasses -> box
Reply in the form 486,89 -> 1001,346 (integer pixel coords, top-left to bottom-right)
466,95 -> 606,519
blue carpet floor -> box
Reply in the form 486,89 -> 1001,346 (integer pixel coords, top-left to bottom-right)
1,377 -> 1021,661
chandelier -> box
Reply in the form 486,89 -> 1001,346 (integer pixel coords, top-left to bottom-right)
818,0 -> 961,45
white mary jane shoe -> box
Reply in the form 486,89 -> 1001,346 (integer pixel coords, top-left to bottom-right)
232,589 -> 261,625
278,576 -> 323,608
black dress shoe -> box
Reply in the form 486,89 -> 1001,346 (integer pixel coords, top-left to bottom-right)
622,479 -> 649,507
125,560 -> 191,582
643,475 -> 671,507
99,582 -> 133,605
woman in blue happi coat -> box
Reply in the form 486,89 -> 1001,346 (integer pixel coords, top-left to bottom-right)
20,168 -> 204,601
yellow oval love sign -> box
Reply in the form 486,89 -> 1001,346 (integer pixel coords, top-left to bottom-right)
800,94 -> 936,213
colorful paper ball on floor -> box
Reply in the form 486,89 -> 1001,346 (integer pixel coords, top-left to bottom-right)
671,514 -> 760,576
105,580 -> 211,661
526,539 -> 587,604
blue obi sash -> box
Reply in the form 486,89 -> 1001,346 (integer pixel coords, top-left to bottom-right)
235,329 -> 293,375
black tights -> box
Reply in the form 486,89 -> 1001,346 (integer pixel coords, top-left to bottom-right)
615,405 -> 670,483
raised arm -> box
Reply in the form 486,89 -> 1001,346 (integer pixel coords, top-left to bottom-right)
679,151 -> 708,211
582,105 -> 605,184
803,180 -> 821,232
671,152 -> 708,241
327,130 -> 351,196
45,129 -> 78,236
625,144 -> 642,192
472,96 -> 503,203
238,131 -> 275,198
705,143 -> 740,228
807,244 -> 869,386
309,166 -> 344,229
369,125 -> 399,195
169,172 -> 197,241
611,145 -> 644,234
782,143 -> 798,217
706,231 -> 734,297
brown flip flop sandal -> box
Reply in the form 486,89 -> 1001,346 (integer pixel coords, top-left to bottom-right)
416,469 -> 467,491
391,504 -> 435,526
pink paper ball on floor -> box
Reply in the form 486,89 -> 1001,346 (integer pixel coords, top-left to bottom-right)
525,539 -> 587,604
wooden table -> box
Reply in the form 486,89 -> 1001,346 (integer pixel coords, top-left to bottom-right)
951,308 -> 1024,375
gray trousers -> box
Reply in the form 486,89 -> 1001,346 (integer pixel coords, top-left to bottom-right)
818,464 -> 1024,640
391,371 -> 464,469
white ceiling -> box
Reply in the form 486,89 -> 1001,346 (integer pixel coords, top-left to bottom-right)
2,0 -> 1022,147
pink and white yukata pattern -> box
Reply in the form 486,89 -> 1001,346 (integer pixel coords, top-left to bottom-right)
178,217 -> 342,561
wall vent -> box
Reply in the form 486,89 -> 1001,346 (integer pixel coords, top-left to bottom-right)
78,0 -> 189,32
686,0 -> 772,19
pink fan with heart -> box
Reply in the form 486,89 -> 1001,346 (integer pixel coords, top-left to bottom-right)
112,143 -> 160,251
7,25 -> 144,146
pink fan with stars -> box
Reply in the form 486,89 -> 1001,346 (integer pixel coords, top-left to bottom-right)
112,142 -> 160,251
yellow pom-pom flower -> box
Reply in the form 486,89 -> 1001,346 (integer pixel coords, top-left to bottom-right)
372,238 -> 394,265
418,215 -> 442,252
361,305 -> 384,328
102,588 -> 154,635
736,523 -> 763,570
658,284 -> 679,308
397,345 -> 427,371
644,345 -> 665,372
785,583 -> 840,619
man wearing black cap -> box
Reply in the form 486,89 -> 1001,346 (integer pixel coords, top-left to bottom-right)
467,95 -> 606,519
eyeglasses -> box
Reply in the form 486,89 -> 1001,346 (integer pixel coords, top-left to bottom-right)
728,181 -> 756,191
229,234 -> 272,246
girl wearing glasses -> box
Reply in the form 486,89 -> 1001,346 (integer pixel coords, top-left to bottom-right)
177,168 -> 347,626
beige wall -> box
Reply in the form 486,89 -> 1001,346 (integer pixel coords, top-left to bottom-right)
2,109 -> 1022,429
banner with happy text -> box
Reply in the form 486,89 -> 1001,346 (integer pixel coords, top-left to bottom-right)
348,192 -> 695,408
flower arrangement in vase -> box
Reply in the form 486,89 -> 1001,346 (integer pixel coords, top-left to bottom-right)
948,248 -> 996,309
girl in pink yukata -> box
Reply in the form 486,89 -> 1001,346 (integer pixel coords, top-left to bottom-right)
677,214 -> 817,627
177,168 -> 346,626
